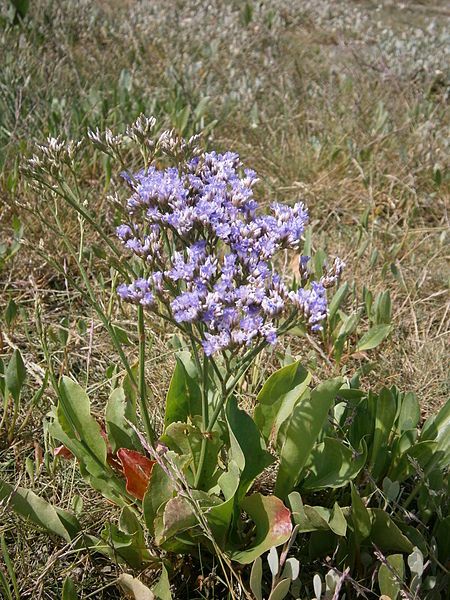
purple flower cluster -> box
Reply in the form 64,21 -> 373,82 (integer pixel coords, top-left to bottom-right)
117,151 -> 340,355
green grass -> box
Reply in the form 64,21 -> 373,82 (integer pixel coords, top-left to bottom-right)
0,0 -> 448,597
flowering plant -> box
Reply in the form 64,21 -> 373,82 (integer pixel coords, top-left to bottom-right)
111,132 -> 345,483
15,121 -> 348,577
116,149 -> 339,352
7,119 -> 448,598
23,122 -> 345,573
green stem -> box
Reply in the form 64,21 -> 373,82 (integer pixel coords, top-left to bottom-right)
138,305 -> 156,445
193,313 -> 300,488
194,355 -> 210,488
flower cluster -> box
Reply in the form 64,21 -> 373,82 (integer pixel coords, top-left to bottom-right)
117,150 -> 342,355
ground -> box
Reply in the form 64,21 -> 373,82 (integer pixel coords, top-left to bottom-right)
0,1 -> 448,598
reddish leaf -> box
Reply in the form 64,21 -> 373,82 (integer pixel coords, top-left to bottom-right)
54,445 -> 74,459
231,493 -> 293,564
34,442 -> 43,468
117,448 -> 156,500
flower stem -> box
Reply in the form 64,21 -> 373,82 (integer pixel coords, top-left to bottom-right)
194,354 -> 210,488
138,305 -> 156,445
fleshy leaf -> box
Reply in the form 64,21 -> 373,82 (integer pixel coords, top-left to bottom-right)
289,493 -> 346,536
152,565 -> 172,600
55,377 -> 108,475
117,448 -> 155,501
421,397 -> 450,465
254,361 -> 311,441
105,386 -> 142,453
164,351 -> 201,426
250,556 -> 263,600
350,484 -> 372,543
231,494 -> 292,564
5,349 -> 26,402
368,387 -> 397,480
378,554 -> 404,600
155,496 -> 198,546
355,324 -> 392,352
143,461 -> 177,536
0,479 -> 80,542
268,578 -> 291,600
62,576 -> 79,600
161,421 -> 222,489
301,437 -> 366,490
275,377 -> 342,498
117,574 -> 155,600
369,509 -> 413,553
396,392 -> 420,432
226,396 -> 274,500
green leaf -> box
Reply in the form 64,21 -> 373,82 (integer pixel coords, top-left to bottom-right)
176,105 -> 191,136
292,504 -> 332,532
10,0 -> 30,19
122,364 -> 139,416
274,378 -> 342,498
378,554 -> 404,600
435,516 -> 450,564
62,576 -> 79,600
328,502 -> 347,537
56,377 -> 108,475
154,496 -> 198,546
5,349 -> 26,402
254,361 -> 311,441
153,565 -> 172,600
118,506 -> 155,567
397,392 -> 420,432
117,574 -> 155,600
105,386 -> 142,453
301,437 -> 366,490
49,407 -> 127,505
268,578 -> 291,600
369,509 -> 413,553
4,299 -> 18,327
356,324 -> 392,352
0,479 -> 80,542
249,556 -> 263,600
161,421 -> 222,488
206,461 -> 241,546
289,493 -> 347,536
102,508 -> 154,570
374,291 -> 392,325
369,387 -> 397,479
57,377 -> 107,475
0,358 -> 5,397
328,282 -> 349,322
0,568 -> 13,600
143,458 -> 178,536
226,396 -> 274,500
421,397 -> 450,463
350,484 -> 371,543
389,440 -> 438,482
231,494 -> 292,564
49,379 -> 127,504
164,351 -> 201,427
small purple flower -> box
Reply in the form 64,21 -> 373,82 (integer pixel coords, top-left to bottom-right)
171,291 -> 204,323
116,224 -> 133,241
116,143 -> 341,355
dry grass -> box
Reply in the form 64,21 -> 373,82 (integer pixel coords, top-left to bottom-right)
0,0 -> 449,597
